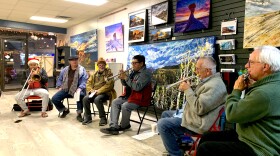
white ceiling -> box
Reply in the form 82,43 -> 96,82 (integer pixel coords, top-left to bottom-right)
0,0 -> 137,28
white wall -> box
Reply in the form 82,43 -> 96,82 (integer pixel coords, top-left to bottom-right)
66,0 -> 166,69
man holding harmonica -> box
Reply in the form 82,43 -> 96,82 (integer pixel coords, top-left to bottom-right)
15,57 -> 49,118
158,56 -> 228,156
100,55 -> 152,135
197,46 -> 280,156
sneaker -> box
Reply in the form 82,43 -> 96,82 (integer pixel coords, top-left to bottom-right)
100,127 -> 119,135
118,124 -> 131,131
82,118 -> 92,125
60,108 -> 70,118
99,117 -> 107,126
76,114 -> 83,122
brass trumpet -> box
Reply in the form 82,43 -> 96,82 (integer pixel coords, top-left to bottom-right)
166,76 -> 198,90
107,68 -> 132,80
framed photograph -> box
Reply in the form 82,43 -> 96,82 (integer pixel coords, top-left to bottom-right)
151,27 -> 172,40
105,22 -> 124,52
129,9 -> 146,28
217,39 -> 235,50
219,54 -> 236,64
220,68 -> 235,72
221,19 -> 237,35
174,0 -> 210,33
128,9 -> 147,43
128,26 -> 145,43
151,1 -> 169,26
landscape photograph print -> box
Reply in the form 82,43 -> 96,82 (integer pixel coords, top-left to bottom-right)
174,0 -> 210,33
128,9 -> 147,43
151,1 -> 169,26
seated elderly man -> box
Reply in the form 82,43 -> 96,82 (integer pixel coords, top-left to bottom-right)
196,46 -> 280,156
158,56 -> 228,156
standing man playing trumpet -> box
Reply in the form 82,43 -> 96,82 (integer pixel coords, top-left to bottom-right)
52,55 -> 88,121
100,55 -> 152,135
15,57 -> 49,118
82,57 -> 116,126
158,56 -> 228,156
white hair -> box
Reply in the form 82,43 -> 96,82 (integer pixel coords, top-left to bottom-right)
199,56 -> 217,73
254,46 -> 280,72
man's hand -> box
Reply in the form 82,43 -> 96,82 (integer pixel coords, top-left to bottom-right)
27,79 -> 33,85
234,75 -> 248,91
118,69 -> 128,80
76,88 -> 82,93
179,81 -> 191,92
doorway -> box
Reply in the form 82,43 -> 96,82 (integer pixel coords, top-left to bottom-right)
0,39 -> 27,91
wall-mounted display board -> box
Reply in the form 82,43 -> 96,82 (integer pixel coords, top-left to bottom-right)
128,9 -> 147,43
243,0 -> 280,48
151,1 -> 169,26
174,0 -> 210,33
69,29 -> 98,70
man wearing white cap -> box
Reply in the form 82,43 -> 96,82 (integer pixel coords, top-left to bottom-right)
15,57 -> 49,118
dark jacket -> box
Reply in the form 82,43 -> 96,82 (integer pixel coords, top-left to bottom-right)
22,68 -> 48,90
121,66 -> 152,106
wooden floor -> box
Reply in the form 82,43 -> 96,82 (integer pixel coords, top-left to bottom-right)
0,89 -> 165,156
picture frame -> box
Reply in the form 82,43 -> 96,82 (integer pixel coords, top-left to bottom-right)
105,22 -> 124,52
128,9 -> 147,43
174,0 -> 210,33
151,27 -> 172,40
220,68 -> 235,72
219,54 -> 236,64
151,1 -> 169,26
216,39 -> 235,50
221,19 -> 237,35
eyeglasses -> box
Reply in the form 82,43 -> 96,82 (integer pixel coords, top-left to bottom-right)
195,67 -> 209,71
247,60 -> 262,68
131,62 -> 140,65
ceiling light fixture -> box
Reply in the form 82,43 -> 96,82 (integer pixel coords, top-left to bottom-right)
30,16 -> 68,23
64,0 -> 108,6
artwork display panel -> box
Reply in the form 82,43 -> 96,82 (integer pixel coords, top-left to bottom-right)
128,9 -> 147,43
151,27 -> 172,41
128,36 -> 215,70
105,22 -> 124,52
221,20 -> 237,36
217,39 -> 235,50
151,1 -> 169,26
70,29 -> 98,70
128,36 -> 215,109
174,0 -> 210,33
243,0 -> 280,48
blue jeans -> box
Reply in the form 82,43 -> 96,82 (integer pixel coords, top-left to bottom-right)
52,90 -> 85,114
158,111 -> 196,156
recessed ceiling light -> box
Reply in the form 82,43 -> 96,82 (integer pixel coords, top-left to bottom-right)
30,16 -> 68,23
65,0 -> 108,6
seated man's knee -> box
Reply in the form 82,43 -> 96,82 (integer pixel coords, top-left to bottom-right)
157,118 -> 168,132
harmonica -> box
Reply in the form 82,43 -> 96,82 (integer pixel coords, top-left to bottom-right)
243,72 -> 249,81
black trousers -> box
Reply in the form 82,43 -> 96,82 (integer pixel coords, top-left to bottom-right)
196,130 -> 256,156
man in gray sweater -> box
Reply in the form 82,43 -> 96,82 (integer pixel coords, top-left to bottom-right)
158,56 -> 228,156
